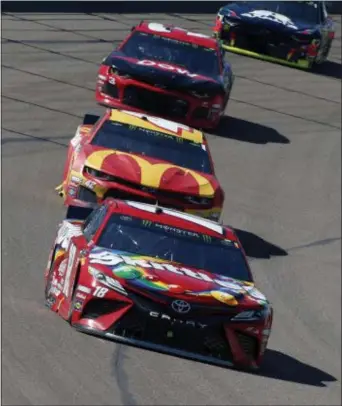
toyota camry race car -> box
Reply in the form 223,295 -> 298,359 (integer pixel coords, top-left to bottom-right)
213,1 -> 335,69
45,199 -> 273,369
56,109 -> 224,221
96,21 -> 234,129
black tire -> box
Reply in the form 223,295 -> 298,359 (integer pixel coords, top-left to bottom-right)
67,265 -> 81,323
44,246 -> 57,301
321,39 -> 332,61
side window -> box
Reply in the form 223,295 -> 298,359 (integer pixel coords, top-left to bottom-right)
83,205 -> 108,241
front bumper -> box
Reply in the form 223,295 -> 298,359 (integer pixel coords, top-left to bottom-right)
95,75 -> 224,130
72,304 -> 269,370
61,172 -> 223,222
75,324 -> 238,368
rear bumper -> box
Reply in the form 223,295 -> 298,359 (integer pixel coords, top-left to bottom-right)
214,20 -> 318,69
96,74 -> 226,130
61,172 -> 223,222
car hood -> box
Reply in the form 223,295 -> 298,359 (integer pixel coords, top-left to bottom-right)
87,247 -> 269,308
83,145 -> 218,197
103,52 -> 226,94
220,2 -> 318,32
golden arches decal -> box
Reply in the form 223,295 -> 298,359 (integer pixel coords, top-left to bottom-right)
85,150 -> 215,197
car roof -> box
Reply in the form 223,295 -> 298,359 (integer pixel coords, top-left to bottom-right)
135,21 -> 219,50
107,109 -> 204,144
106,199 -> 238,242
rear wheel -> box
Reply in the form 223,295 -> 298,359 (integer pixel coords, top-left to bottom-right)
66,265 -> 81,323
321,39 -> 332,62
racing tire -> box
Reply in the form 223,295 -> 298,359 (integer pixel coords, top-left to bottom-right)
321,39 -> 332,62
66,265 -> 81,323
44,246 -> 57,302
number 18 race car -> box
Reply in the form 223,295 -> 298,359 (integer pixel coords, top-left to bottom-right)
56,109 -> 224,221
96,21 -> 234,130
45,199 -> 273,370
214,1 -> 335,69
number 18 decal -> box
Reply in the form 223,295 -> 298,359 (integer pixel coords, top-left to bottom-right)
93,286 -> 109,298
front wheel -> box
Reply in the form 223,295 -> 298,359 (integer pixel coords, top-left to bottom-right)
44,246 -> 57,304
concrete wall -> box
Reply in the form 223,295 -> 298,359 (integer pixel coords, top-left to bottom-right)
2,1 -> 341,15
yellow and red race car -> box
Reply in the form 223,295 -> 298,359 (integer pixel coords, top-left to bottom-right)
56,109 -> 224,221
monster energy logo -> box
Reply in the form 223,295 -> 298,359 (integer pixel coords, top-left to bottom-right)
202,235 -> 212,243
142,220 -> 152,227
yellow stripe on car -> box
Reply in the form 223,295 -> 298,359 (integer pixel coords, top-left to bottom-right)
222,44 -> 310,69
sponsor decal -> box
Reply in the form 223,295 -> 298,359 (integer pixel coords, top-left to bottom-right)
49,285 -> 61,297
77,285 -> 91,294
71,175 -> 82,184
75,292 -> 87,300
74,299 -> 84,311
241,10 -> 298,29
171,300 -> 191,314
137,60 -> 198,78
58,259 -> 67,277
89,249 -> 248,291
84,180 -> 96,190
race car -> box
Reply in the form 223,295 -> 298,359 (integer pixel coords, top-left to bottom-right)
44,198 -> 273,370
213,1 -> 335,69
96,21 -> 234,130
55,109 -> 224,221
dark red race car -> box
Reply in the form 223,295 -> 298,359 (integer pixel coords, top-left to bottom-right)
45,198 -> 273,370
96,21 -> 234,130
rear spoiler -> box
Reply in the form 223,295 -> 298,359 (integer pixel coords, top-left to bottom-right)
65,202 -> 99,221
83,113 -> 100,125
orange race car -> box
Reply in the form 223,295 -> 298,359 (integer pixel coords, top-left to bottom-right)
56,109 -> 225,221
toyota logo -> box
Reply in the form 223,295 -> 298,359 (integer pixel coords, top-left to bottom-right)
171,300 -> 191,314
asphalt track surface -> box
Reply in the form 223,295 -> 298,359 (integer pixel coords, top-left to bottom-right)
2,12 -> 341,406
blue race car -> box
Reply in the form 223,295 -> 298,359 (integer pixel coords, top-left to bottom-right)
213,1 -> 335,69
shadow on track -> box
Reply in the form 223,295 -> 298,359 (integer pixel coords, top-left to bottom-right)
211,116 -> 290,145
102,330 -> 337,389
313,60 -> 342,80
233,228 -> 288,259
259,349 -> 338,387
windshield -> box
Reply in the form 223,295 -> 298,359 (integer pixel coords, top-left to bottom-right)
120,31 -> 220,77
91,120 -> 212,174
97,214 -> 252,282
